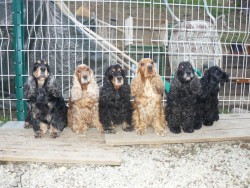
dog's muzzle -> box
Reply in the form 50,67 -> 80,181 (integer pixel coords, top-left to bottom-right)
184,71 -> 194,81
113,76 -> 124,89
39,72 -> 47,79
116,76 -> 123,83
81,75 -> 89,84
37,67 -> 47,78
147,65 -> 153,73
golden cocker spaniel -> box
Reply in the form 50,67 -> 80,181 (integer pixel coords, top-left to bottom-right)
68,64 -> 103,134
131,58 -> 167,136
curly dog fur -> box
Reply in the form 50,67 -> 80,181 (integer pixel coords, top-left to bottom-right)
199,66 -> 229,126
99,64 -> 133,134
166,61 -> 202,134
24,60 -> 67,138
131,58 -> 166,136
68,64 -> 102,135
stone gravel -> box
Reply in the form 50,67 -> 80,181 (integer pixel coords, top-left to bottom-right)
0,141 -> 250,188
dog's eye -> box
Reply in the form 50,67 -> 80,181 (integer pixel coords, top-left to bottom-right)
190,65 -> 192,68
141,63 -> 144,66
151,61 -> 154,65
86,68 -> 89,71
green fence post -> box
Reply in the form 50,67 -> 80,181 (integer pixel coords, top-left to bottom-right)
12,0 -> 26,121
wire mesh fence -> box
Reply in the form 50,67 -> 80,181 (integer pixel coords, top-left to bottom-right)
0,0 -> 249,120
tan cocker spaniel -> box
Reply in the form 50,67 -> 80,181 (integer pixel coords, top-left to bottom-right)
131,58 -> 167,136
68,64 -> 103,134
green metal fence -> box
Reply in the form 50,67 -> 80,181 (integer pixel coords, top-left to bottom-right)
12,0 -> 26,120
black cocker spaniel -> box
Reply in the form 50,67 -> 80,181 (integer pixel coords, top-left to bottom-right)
199,66 -> 229,126
166,61 -> 202,134
99,64 -> 133,134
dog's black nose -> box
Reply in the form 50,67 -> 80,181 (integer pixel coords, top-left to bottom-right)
40,67 -> 46,72
83,75 -> 88,79
147,65 -> 153,71
117,76 -> 123,82
186,71 -> 192,75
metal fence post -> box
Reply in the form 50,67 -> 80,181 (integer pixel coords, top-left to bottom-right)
12,0 -> 26,121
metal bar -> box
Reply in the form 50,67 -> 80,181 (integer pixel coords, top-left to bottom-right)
12,0 -> 26,121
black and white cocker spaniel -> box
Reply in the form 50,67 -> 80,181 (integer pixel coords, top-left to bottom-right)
24,60 -> 67,138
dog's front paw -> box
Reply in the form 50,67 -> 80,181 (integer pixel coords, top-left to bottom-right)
50,132 -> 60,138
24,122 -> 32,129
182,127 -> 194,133
104,129 -> 116,134
122,123 -> 134,132
203,121 -> 214,126
135,128 -> 147,135
34,131 -> 44,138
73,128 -> 87,136
194,122 -> 202,130
155,129 -> 167,137
169,127 -> 181,134
123,126 -> 134,132
96,126 -> 104,133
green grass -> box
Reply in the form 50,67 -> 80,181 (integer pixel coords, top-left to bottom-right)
219,107 -> 230,114
0,117 -> 10,123
221,32 -> 249,44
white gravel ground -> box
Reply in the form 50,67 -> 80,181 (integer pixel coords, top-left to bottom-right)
0,141 -> 250,188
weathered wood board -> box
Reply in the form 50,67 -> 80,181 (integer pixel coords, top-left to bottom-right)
219,113 -> 250,120
0,122 -> 121,165
105,114 -> 250,146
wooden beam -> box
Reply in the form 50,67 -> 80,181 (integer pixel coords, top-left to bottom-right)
0,122 -> 121,165
105,114 -> 250,146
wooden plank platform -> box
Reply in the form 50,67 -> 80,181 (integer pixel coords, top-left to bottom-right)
0,122 -> 121,165
105,114 -> 250,146
219,113 -> 250,120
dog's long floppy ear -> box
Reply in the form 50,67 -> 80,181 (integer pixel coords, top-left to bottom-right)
104,66 -> 113,83
176,64 -> 183,79
122,68 -> 127,77
71,70 -> 82,101
222,72 -> 229,82
121,67 -> 127,80
24,76 -> 37,99
46,75 -> 61,98
104,66 -> 110,78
